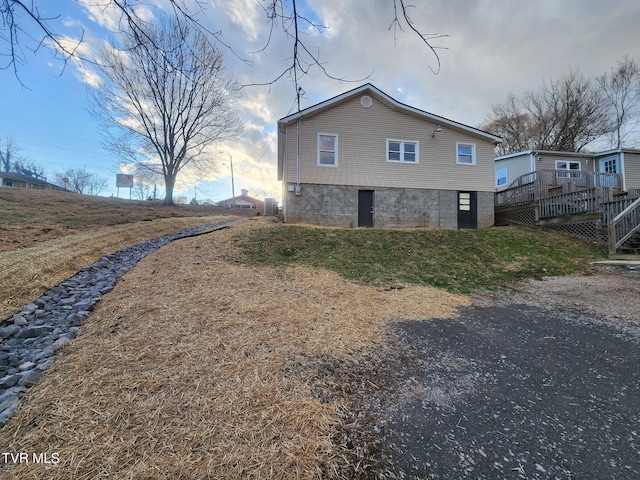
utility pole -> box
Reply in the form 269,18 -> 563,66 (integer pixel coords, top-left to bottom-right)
229,154 -> 235,207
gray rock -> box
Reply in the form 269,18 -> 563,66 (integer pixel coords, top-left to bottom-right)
58,297 -> 77,306
13,316 -> 28,326
0,386 -> 26,405
37,358 -> 55,370
18,369 -> 42,387
0,402 -> 19,427
18,362 -> 36,371
15,325 -> 54,339
0,375 -> 18,389
35,349 -> 54,361
23,303 -> 38,313
51,337 -> 71,351
66,312 -> 88,327
0,326 -> 19,339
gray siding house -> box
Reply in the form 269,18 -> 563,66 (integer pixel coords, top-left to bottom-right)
495,148 -> 640,191
277,84 -> 502,229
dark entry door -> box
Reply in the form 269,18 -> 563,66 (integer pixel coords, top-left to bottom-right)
358,190 -> 374,227
457,191 -> 477,229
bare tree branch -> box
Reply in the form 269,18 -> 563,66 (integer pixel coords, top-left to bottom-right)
1,0 -> 84,87
242,0 -> 446,110
389,0 -> 447,74
3,1 -> 446,108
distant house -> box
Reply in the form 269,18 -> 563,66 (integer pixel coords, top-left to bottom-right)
494,148 -> 640,256
494,148 -> 640,191
216,189 -> 264,210
0,172 -> 65,191
277,84 -> 502,229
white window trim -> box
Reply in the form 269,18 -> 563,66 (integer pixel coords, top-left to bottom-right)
317,133 -> 338,167
386,139 -> 419,164
555,160 -> 581,170
456,142 -> 476,165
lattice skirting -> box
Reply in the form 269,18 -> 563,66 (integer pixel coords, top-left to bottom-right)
538,220 -> 606,244
495,207 -> 537,226
496,206 -> 606,243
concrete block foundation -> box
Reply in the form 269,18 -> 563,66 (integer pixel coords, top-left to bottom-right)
283,183 -> 494,229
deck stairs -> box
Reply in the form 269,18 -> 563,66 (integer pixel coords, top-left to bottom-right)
608,196 -> 640,259
495,169 -> 640,259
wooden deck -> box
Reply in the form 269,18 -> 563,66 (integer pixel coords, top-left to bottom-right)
495,170 -> 640,257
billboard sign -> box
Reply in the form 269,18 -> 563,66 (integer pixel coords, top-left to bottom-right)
116,174 -> 134,188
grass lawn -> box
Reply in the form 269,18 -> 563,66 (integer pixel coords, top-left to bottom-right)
235,222 -> 607,293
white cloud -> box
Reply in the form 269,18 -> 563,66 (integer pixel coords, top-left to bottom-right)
215,0 -> 262,41
55,0 -> 640,200
79,1 -> 124,31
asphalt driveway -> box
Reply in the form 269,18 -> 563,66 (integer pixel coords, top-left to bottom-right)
373,303 -> 639,479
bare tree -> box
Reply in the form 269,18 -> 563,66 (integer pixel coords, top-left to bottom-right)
0,135 -> 21,172
482,94 -> 537,156
597,56 -> 640,148
484,69 -> 610,153
54,166 -> 100,193
14,159 -> 46,179
92,17 -> 242,205
131,181 -> 152,201
130,164 -> 163,200
87,175 -> 108,195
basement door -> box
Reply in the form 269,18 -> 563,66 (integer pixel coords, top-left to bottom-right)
457,191 -> 477,229
358,190 -> 374,227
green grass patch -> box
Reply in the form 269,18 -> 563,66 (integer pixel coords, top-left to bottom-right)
235,224 -> 606,294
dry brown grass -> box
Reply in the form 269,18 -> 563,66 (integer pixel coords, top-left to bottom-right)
0,188 -> 234,252
0,216 -> 229,320
0,218 -> 469,479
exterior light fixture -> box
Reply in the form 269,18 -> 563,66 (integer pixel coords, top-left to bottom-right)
432,124 -> 443,138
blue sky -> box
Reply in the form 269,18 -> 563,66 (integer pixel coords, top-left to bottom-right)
2,0 -> 640,202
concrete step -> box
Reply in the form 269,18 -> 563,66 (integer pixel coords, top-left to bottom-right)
608,253 -> 640,261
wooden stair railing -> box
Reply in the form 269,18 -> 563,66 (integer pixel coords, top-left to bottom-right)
608,197 -> 640,255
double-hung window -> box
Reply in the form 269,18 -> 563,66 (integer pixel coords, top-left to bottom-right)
496,168 -> 508,188
555,160 -> 581,171
456,143 -> 476,165
318,133 -> 338,166
387,139 -> 418,163
555,160 -> 581,179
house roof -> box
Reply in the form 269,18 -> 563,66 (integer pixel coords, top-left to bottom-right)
494,150 -> 593,162
496,148 -> 640,162
216,194 -> 263,206
0,171 -> 60,188
278,83 -> 503,141
278,83 -> 502,178
277,83 -> 502,181
594,147 -> 640,157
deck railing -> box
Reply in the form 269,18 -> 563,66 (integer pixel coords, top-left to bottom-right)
601,193 -> 640,226
496,169 -> 623,208
538,188 -> 601,219
608,197 -> 640,255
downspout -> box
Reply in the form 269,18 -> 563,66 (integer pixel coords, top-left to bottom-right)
530,151 -> 537,172
620,151 -> 626,191
296,118 -> 301,194
296,118 -> 301,188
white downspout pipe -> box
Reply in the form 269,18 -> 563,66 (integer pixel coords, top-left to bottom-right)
296,118 -> 301,188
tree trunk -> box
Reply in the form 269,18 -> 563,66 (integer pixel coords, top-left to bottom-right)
164,173 -> 176,205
